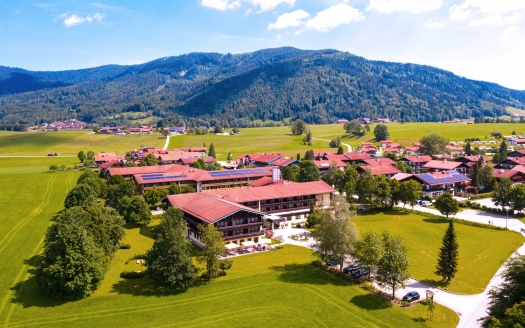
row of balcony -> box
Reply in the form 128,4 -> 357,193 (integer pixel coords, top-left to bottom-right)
216,222 -> 263,230
223,231 -> 264,240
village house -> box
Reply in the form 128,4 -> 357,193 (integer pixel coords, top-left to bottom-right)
423,160 -> 462,172
357,164 -> 401,178
397,170 -> 470,197
398,155 -> 432,173
493,168 -> 525,185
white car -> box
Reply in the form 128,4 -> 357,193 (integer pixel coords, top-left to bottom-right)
419,200 -> 432,207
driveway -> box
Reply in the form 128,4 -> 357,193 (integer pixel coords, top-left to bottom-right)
274,205 -> 525,327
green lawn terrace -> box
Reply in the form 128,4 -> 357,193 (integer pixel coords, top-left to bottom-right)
353,210 -> 524,294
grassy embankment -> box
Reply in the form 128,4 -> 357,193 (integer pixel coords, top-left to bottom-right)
354,210 -> 524,294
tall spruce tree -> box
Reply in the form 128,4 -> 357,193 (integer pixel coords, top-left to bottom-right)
465,141 -> 472,156
434,220 -> 459,285
208,143 -> 216,159
471,156 -> 483,187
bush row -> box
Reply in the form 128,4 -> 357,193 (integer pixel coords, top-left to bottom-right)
120,271 -> 148,279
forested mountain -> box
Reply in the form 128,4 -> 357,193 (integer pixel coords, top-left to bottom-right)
1,47 -> 524,126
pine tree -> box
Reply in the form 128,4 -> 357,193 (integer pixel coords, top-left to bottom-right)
434,220 -> 459,285
337,145 -> 344,154
208,143 -> 216,159
465,141 -> 472,156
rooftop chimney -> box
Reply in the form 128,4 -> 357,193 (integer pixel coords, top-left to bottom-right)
272,166 -> 281,183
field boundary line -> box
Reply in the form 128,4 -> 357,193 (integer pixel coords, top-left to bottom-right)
0,176 -> 55,253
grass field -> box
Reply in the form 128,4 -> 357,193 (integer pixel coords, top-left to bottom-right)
353,210 -> 524,294
1,122 -> 524,159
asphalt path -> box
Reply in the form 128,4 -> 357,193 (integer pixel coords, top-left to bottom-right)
273,205 -> 525,328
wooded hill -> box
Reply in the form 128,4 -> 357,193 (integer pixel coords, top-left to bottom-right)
1,47 -> 524,127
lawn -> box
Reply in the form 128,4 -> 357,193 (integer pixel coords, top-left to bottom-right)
353,210 -> 524,294
1,122 -> 523,159
0,131 -> 165,156
4,241 -> 458,328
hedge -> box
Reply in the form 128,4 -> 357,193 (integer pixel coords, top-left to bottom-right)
120,271 -> 148,279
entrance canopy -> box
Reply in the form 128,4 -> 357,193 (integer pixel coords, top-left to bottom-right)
225,243 -> 239,249
242,241 -> 256,247
264,215 -> 285,223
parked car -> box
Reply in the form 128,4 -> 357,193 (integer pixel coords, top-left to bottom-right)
402,291 -> 420,302
418,200 -> 432,207
343,263 -> 361,274
326,259 -> 341,266
350,268 -> 367,279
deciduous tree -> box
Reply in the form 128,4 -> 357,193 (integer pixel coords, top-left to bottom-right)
435,192 -> 459,219
399,180 -> 423,209
373,124 -> 389,141
298,160 -> 320,182
376,231 -> 410,300
419,133 -> 449,156
146,208 -> 197,289
77,151 -> 86,163
291,119 -> 307,135
356,230 -> 384,279
64,184 -> 98,209
197,224 -> 226,280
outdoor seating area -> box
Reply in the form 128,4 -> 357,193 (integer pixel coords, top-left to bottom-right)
223,239 -> 276,257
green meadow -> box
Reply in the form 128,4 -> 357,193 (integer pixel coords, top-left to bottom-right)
1,122 -> 525,327
353,210 -> 524,294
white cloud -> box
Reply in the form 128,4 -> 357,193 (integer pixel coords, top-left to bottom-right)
450,1 -> 525,25
306,3 -> 364,32
244,8 -> 252,15
367,0 -> 442,14
64,13 -> 103,27
469,13 -> 522,27
268,9 -> 309,30
201,0 -> 241,11
294,29 -> 304,35
245,0 -> 295,12
276,34 -> 282,39
424,20 -> 445,28
502,27 -> 521,42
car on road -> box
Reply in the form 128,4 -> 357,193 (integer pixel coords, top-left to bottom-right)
326,259 -> 340,266
350,268 -> 367,279
402,291 -> 420,302
418,200 -> 432,207
343,263 -> 361,274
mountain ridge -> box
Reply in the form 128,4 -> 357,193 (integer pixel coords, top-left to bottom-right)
0,47 -> 523,126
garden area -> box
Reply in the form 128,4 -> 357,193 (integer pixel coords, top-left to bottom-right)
353,210 -> 524,294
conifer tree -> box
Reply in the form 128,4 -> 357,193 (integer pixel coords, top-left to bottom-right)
465,141 -> 472,156
208,143 -> 216,159
337,145 -> 344,154
434,220 -> 459,285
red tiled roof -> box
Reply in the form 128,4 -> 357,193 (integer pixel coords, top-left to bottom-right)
344,153 -> 372,161
271,157 -> 297,167
506,158 -> 525,165
167,193 -> 264,224
109,164 -> 188,176
314,159 -> 347,169
493,169 -> 524,179
99,161 -> 121,169
384,147 -> 401,153
423,160 -> 462,170
203,181 -> 336,203
248,176 -> 274,187
324,152 -> 349,162
401,155 -> 432,163
460,155 -> 489,162
253,154 -> 282,164
358,165 -> 402,176
95,155 -> 125,163
362,158 -> 396,166
391,173 -> 414,181
158,152 -> 200,162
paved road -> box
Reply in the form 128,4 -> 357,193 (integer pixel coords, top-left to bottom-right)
273,206 -> 525,327
311,138 -> 352,152
162,135 -> 171,151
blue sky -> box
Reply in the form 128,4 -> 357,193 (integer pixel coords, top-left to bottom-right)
1,0 -> 525,90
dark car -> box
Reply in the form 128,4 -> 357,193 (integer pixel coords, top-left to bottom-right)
343,263 -> 361,274
350,268 -> 367,279
402,291 -> 420,302
326,259 -> 340,266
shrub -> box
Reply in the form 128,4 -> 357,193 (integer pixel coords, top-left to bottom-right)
311,260 -> 322,268
459,202 -> 466,208
360,281 -> 379,293
481,205 -> 488,211
120,271 -> 148,279
465,200 -> 472,207
401,300 -> 411,307
128,253 -> 147,261
120,243 -> 131,249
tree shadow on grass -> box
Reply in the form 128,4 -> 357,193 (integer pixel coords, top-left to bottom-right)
110,274 -> 206,298
9,255 -> 69,308
422,218 -> 448,225
139,225 -> 155,239
269,263 -> 347,286
412,317 -> 427,323
349,294 -> 392,310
